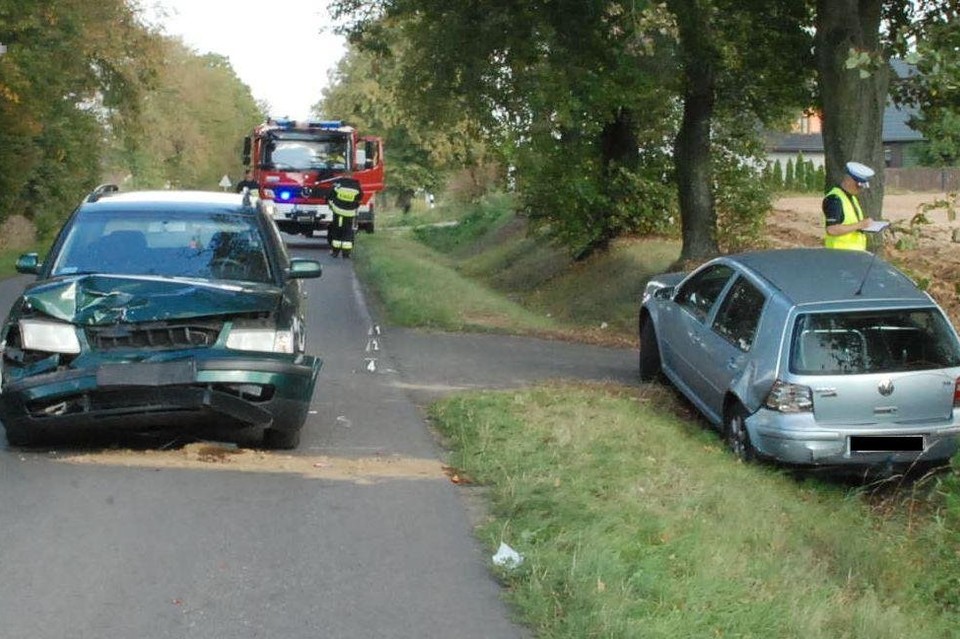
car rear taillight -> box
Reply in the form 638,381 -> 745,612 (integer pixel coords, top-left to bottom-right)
954,377 -> 960,407
763,379 -> 813,413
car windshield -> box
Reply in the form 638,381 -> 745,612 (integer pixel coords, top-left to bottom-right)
50,209 -> 273,283
265,134 -> 349,171
790,308 -> 960,374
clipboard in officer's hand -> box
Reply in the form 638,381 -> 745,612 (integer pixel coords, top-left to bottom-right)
863,219 -> 891,233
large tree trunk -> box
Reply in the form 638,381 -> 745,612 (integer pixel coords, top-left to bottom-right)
600,107 -> 639,174
575,107 -> 639,260
815,0 -> 889,220
669,0 -> 719,262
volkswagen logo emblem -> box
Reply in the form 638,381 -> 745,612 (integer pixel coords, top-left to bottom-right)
878,379 -> 895,396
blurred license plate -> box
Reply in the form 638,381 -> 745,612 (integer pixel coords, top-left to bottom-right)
849,435 -> 923,453
97,359 -> 196,387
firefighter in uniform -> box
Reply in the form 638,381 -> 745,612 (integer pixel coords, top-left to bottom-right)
328,178 -> 363,258
235,169 -> 259,193
822,161 -> 875,251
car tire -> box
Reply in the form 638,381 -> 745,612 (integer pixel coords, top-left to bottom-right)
261,427 -> 301,450
724,402 -> 756,463
639,318 -> 662,382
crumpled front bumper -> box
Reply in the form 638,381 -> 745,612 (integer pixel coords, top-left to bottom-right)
0,353 -> 321,436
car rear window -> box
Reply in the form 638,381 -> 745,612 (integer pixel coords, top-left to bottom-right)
790,308 -> 960,374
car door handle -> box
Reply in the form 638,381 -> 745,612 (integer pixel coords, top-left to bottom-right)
726,358 -> 739,370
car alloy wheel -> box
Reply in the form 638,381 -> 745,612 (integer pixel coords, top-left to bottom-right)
725,403 -> 756,463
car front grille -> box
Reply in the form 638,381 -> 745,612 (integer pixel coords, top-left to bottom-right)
85,321 -> 223,351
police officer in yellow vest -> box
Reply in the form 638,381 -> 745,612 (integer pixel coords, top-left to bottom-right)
822,161 -> 875,250
328,178 -> 363,258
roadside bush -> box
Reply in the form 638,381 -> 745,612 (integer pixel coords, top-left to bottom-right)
714,143 -> 771,253
413,192 -> 515,254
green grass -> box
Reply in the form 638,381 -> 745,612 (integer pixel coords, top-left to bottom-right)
430,383 -> 960,638
353,230 -> 563,335
357,193 -> 679,345
376,197 -> 466,230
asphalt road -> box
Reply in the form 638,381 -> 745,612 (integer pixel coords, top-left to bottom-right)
0,236 -> 639,638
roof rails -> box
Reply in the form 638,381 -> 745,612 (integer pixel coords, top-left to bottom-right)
86,183 -> 120,203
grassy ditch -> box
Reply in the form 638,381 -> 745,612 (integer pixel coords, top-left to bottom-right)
355,195 -> 679,346
352,231 -> 563,335
431,383 -> 960,638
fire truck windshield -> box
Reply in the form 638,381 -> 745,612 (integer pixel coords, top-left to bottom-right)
264,137 -> 350,172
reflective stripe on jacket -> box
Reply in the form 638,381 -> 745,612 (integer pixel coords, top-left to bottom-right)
823,186 -> 866,251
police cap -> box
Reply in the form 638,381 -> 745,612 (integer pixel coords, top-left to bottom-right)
845,161 -> 875,187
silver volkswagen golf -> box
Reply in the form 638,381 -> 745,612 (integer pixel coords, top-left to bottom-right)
639,248 -> 960,467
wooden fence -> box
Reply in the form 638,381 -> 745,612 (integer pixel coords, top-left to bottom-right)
886,167 -> 960,192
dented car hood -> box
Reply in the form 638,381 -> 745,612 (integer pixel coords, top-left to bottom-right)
21,275 -> 282,325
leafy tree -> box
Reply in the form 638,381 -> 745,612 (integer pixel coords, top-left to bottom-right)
333,1 -> 680,258
0,0 -> 160,230
332,0 -> 812,260
814,1 -> 955,218
808,162 -> 823,192
785,158 -> 796,190
794,152 -> 807,188
0,3 -> 261,238
113,41 -> 263,190
665,0 -> 813,260
894,7 -> 960,167
317,38 -> 491,211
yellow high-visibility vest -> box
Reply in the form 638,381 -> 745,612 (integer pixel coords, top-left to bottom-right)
823,186 -> 867,251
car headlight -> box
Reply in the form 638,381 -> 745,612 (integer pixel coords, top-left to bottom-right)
19,318 -> 81,354
226,325 -> 294,354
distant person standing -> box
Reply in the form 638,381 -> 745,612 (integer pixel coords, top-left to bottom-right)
236,169 -> 259,193
822,161 -> 875,251
328,178 -> 363,258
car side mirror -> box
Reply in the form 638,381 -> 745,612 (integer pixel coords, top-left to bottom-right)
286,258 -> 322,280
15,253 -> 40,275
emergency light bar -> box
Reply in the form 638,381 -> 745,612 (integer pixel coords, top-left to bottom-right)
268,118 -> 344,131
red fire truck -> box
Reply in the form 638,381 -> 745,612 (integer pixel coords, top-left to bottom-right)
242,118 -> 384,237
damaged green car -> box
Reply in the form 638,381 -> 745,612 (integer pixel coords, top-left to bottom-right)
0,189 -> 323,449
